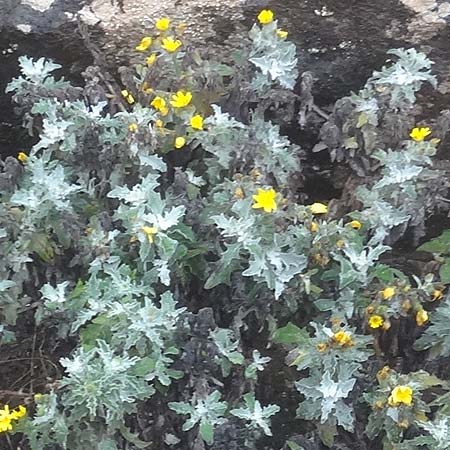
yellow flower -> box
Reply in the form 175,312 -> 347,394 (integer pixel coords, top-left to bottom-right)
0,417 -> 12,432
141,226 -> 158,243
388,386 -> 413,407
146,53 -> 157,65
155,17 -> 170,31
333,330 -> 352,346
432,289 -> 444,301
258,9 -> 274,24
381,287 -> 396,300
17,152 -> 28,163
410,127 -> 431,142
0,404 -> 26,432
276,29 -> 288,38
34,393 -> 43,401
317,342 -> 328,352
135,36 -> 152,51
151,96 -> 167,111
349,220 -> 361,230
175,137 -> 186,149
416,309 -> 429,326
128,123 -> 138,133
161,37 -> 182,52
310,221 -> 319,232
190,114 -> 204,130
155,119 -> 164,128
170,90 -> 192,108
121,89 -> 135,105
369,315 -> 384,329
252,188 -> 277,213
10,405 -> 26,420
309,202 -> 328,214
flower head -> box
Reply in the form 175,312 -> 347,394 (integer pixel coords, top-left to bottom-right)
0,404 -> 26,433
252,188 -> 277,213
432,289 -> 444,301
135,36 -> 152,51
175,137 -> 186,149
128,123 -> 138,133
388,386 -> 413,407
416,309 -> 429,326
146,53 -> 157,65
151,96 -> 167,111
309,202 -> 328,214
317,343 -> 327,352
333,330 -> 352,346
377,365 -> 391,381
121,89 -> 135,105
336,239 -> 345,248
155,17 -> 170,31
190,114 -> 204,130
258,9 -> 274,24
381,287 -> 396,300
310,221 -> 319,232
17,152 -> 28,163
410,127 -> 431,142
161,37 -> 182,52
141,226 -> 158,243
234,187 -> 245,199
9,405 -> 26,420
170,91 -> 192,108
369,315 -> 384,329
142,82 -> 153,94
276,29 -> 288,38
349,220 -> 361,230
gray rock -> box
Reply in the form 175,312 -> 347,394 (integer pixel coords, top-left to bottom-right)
0,0 -> 449,156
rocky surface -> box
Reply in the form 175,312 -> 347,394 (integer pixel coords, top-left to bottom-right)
1,0 -> 450,155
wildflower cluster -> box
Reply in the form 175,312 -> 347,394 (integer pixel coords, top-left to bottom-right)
0,405 -> 26,432
364,367 -> 447,447
0,8 -> 449,450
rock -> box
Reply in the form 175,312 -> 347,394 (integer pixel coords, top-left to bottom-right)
0,0 -> 450,157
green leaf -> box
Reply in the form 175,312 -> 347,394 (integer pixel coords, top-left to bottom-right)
28,232 -> 55,262
205,243 -> 242,289
287,442 -> 305,450
440,259 -> 450,284
418,230 -> 450,254
272,322 -> 309,345
132,357 -> 156,377
199,419 -> 214,445
317,422 -> 337,448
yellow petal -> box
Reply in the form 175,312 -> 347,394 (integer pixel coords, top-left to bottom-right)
175,137 -> 186,149
309,202 -> 328,214
17,152 -> 28,163
258,9 -> 274,24
190,114 -> 204,130
135,36 -> 152,51
155,17 -> 171,31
